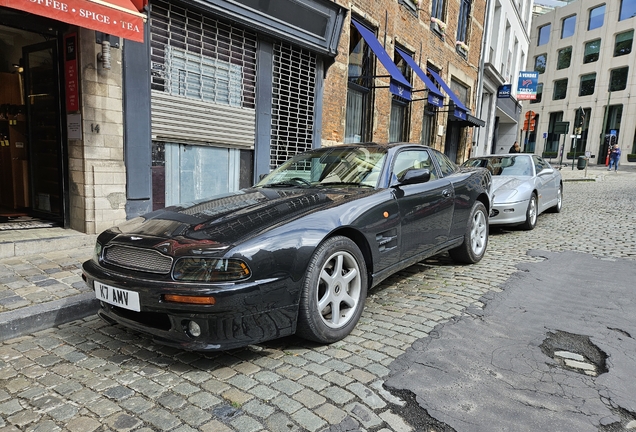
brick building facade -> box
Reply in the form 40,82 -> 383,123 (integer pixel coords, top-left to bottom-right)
322,0 -> 486,163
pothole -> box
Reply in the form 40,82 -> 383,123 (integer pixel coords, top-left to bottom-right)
540,330 -> 608,376
384,387 -> 456,432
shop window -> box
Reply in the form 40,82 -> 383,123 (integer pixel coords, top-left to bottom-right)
619,0 -> 636,21
553,79 -> 568,100
538,24 -> 550,46
421,107 -> 435,146
345,21 -> 374,143
530,83 -> 543,104
599,104 -> 622,158
534,54 -> 547,74
561,15 -> 576,39
574,107 -> 591,153
390,100 -> 408,143
583,39 -> 601,63
546,111 -> 563,153
614,30 -> 634,56
579,73 -> 596,96
526,114 -> 539,152
588,5 -> 605,30
557,47 -> 572,69
609,67 -> 629,91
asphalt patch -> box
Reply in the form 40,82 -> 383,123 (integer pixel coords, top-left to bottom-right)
385,250 -> 636,432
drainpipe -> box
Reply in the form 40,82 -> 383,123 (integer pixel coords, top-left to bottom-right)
473,0 -> 493,156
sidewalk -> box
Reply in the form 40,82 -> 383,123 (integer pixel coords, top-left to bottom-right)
0,228 -> 97,341
0,162 -> 633,342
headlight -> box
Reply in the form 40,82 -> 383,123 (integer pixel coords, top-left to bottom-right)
172,258 -> 251,282
493,189 -> 518,203
93,242 -> 103,263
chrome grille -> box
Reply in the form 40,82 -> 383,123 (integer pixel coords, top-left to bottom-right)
103,245 -> 173,274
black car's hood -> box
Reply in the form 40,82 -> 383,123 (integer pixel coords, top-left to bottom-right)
103,187 -> 375,256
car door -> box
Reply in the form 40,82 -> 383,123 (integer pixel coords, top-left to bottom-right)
392,148 -> 454,261
533,155 -> 557,211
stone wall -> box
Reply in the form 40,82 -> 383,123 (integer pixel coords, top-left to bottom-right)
68,28 -> 127,234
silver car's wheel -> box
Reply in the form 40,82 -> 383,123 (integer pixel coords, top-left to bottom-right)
449,201 -> 488,264
549,185 -> 562,213
521,193 -> 538,230
297,236 -> 368,343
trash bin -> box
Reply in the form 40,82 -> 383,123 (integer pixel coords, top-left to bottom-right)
577,156 -> 587,170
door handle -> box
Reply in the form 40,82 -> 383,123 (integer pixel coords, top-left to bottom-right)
442,189 -> 452,198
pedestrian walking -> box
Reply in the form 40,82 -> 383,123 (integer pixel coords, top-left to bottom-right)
608,144 -> 621,171
509,141 -> 521,153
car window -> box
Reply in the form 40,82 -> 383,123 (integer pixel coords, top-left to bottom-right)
532,155 -> 548,173
431,150 -> 457,177
392,149 -> 438,181
464,156 -> 532,176
257,146 -> 387,188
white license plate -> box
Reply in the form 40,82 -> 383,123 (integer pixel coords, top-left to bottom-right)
94,281 -> 141,312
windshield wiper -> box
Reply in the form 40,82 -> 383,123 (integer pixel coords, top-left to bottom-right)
318,182 -> 374,188
261,182 -> 310,188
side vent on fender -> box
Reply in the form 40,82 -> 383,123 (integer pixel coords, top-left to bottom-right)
376,229 -> 398,252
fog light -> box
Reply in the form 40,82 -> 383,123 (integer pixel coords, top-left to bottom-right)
188,321 -> 202,337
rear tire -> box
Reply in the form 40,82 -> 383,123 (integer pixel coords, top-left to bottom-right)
296,236 -> 368,344
548,184 -> 562,213
449,201 -> 488,264
521,193 -> 538,230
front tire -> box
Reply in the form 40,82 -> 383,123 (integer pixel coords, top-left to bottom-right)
521,193 -> 538,230
296,236 -> 368,344
449,201 -> 488,264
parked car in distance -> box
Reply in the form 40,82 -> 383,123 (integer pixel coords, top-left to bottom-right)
462,154 -> 562,230
83,143 -> 492,351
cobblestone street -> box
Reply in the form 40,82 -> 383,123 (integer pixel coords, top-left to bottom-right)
1,166 -> 635,432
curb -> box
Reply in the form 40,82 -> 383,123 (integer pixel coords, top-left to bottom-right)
0,293 -> 99,342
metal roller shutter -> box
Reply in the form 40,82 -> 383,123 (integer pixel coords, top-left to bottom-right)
270,42 -> 317,169
149,0 -> 258,149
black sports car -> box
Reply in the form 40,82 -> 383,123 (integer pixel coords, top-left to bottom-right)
82,143 -> 492,351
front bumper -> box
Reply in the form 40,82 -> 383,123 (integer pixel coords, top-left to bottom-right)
82,260 -> 300,351
489,199 -> 530,226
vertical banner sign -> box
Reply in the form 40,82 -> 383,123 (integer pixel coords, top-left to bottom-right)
517,71 -> 539,100
64,33 -> 79,112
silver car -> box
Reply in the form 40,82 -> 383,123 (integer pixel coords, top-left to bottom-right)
462,154 -> 562,230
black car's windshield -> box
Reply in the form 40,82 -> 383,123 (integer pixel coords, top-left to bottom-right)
257,147 -> 388,188
463,155 -> 533,177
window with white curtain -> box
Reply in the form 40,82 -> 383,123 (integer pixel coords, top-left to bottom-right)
389,101 -> 407,143
345,89 -> 364,143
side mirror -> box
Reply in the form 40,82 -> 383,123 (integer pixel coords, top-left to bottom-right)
397,168 -> 431,186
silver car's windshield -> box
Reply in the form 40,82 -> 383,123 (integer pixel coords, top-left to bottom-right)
257,147 -> 388,188
464,156 -> 533,177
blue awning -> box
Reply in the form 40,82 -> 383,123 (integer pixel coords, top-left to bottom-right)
427,68 -> 468,120
395,48 -> 444,108
352,20 -> 411,101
